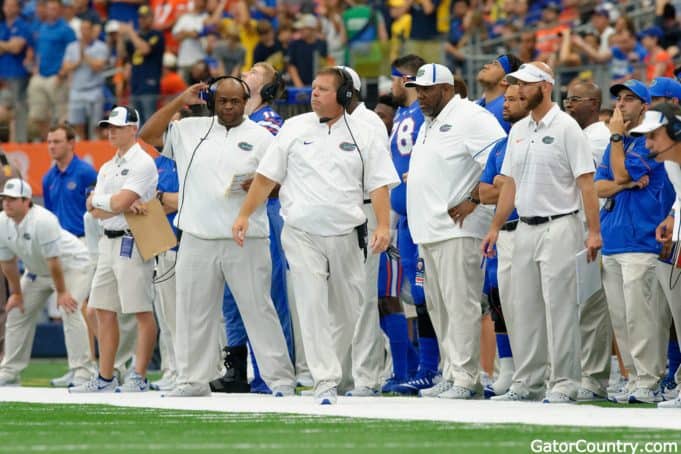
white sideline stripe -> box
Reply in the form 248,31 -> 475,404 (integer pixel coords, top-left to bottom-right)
0,388 -> 679,430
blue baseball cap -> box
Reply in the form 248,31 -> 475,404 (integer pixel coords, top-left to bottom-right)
610,79 -> 651,104
649,77 -> 681,101
638,26 -> 663,40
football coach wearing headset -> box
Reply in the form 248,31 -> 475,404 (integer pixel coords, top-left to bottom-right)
233,67 -> 399,405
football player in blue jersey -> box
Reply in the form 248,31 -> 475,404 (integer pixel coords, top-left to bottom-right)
384,55 -> 441,395
211,62 -> 294,394
476,54 -> 522,133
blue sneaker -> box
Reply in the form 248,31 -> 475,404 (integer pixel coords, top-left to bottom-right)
391,370 -> 439,396
250,377 -> 271,394
381,377 -> 403,394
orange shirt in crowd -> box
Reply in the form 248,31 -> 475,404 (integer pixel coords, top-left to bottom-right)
151,0 -> 189,54
645,49 -> 675,82
160,70 -> 188,100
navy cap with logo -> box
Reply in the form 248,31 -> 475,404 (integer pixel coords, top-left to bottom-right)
98,106 -> 140,128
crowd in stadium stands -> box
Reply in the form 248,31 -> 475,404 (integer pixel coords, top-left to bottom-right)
0,0 -> 677,142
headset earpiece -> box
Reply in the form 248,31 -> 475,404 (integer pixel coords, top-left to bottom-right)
260,71 -> 284,103
335,68 -> 354,109
656,103 -> 681,142
204,76 -> 252,113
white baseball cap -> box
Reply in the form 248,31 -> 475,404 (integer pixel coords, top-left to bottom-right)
0,178 -> 32,199
405,63 -> 454,87
630,109 -> 679,136
293,14 -> 317,29
335,66 -> 361,91
505,63 -> 555,85
98,106 -> 140,128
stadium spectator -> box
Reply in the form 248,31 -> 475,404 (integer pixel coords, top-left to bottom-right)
655,1 -> 681,54
118,5 -> 165,125
107,0 -> 142,29
609,24 -> 646,84
209,20 -> 245,77
252,20 -> 284,71
343,0 -> 387,78
172,0 -> 224,81
319,0 -> 346,66
640,26 -> 674,83
0,0 -> 32,143
150,0 -> 188,54
514,30 -> 539,63
444,0 -> 469,74
27,0 -> 77,141
287,14 -> 327,87
159,52 -> 187,105
403,0 -> 441,64
61,16 -> 108,140
590,6 -> 615,53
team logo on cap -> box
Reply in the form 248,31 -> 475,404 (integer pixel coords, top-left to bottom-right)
67,181 -> 77,190
542,136 -> 555,144
5,183 -> 14,190
417,68 -> 425,77
110,110 -> 120,117
238,142 -> 253,151
339,142 -> 356,151
121,169 -> 129,176
439,124 -> 452,132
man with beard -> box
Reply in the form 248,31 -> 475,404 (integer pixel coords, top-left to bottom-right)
139,78 -> 295,397
478,83 -> 529,398
596,80 -> 670,404
406,63 -> 506,399
482,62 -> 602,403
476,54 -> 523,132
563,81 -> 614,401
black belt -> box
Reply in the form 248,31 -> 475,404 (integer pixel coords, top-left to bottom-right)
500,220 -> 518,232
519,210 -> 578,226
363,199 -> 371,204
104,229 -> 132,239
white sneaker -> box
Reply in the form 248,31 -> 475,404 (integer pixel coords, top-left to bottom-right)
150,373 -> 176,391
418,380 -> 453,397
69,375 -> 118,393
345,386 -> 379,397
296,373 -> 314,388
272,385 -> 295,397
628,387 -> 663,404
480,372 -> 493,389
315,387 -> 337,405
576,387 -> 607,402
0,373 -> 19,387
490,389 -> 529,401
658,395 -> 681,408
299,389 -> 314,396
162,383 -> 211,397
607,375 -> 627,394
663,385 -> 679,401
543,391 -> 575,404
115,373 -> 149,393
438,385 -> 476,400
50,370 -> 75,388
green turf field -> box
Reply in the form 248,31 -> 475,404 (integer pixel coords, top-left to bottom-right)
2,359 -> 677,453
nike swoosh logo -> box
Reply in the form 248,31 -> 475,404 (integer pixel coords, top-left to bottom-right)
303,141 -> 313,145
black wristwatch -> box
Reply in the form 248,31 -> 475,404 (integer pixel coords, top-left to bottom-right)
610,133 -> 624,143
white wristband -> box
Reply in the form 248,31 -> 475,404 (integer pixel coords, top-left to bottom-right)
92,194 -> 112,212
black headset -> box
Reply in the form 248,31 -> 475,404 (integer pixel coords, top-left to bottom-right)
203,75 -> 252,112
334,68 -> 354,109
654,103 -> 681,142
260,71 -> 284,103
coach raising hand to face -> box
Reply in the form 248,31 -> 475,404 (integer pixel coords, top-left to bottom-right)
233,68 -> 399,405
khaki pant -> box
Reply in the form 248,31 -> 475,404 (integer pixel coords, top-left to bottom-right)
420,236 -> 483,390
602,253 -> 666,390
282,225 -> 363,392
579,288 -> 612,394
174,234 -> 294,388
154,250 -> 177,376
656,260 -> 681,383
27,74 -> 69,123
0,268 -> 93,379
508,215 -> 583,399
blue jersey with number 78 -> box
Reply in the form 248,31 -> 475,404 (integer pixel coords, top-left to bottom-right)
390,100 -> 424,216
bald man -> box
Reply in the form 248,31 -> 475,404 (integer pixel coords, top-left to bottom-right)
482,62 -> 602,403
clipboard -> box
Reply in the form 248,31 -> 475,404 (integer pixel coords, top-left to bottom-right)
124,198 -> 178,261
576,249 -> 602,306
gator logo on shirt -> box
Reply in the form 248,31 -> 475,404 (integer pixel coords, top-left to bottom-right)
439,124 -> 452,132
23,233 -> 30,240
238,142 -> 253,151
339,142 -> 357,151
121,169 -> 130,176
67,181 -> 77,190
542,136 -> 555,144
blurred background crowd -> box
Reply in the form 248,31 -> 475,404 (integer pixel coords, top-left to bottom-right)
0,0 -> 675,142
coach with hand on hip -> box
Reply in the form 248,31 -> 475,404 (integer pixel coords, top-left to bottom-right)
233,67 -> 399,405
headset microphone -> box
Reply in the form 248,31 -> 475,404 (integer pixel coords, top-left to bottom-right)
648,142 -> 677,159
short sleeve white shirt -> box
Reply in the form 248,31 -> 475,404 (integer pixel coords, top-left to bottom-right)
665,160 -> 681,211
164,116 -> 273,239
407,95 -> 506,244
583,121 -> 610,166
257,112 -> 399,236
501,104 -> 595,217
93,143 -> 158,231
350,103 -> 390,199
0,205 -> 90,276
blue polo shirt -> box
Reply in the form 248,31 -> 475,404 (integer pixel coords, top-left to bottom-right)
477,94 -> 510,132
0,18 -> 32,78
155,156 -> 179,239
42,155 -> 98,237
36,18 -> 76,76
480,137 -> 519,222
595,136 -> 669,255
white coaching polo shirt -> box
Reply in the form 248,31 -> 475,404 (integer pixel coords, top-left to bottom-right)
407,94 -> 506,244
350,102 -> 390,201
257,111 -> 399,236
93,142 -> 158,231
501,104 -> 595,217
0,205 -> 90,276
163,116 -> 273,239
